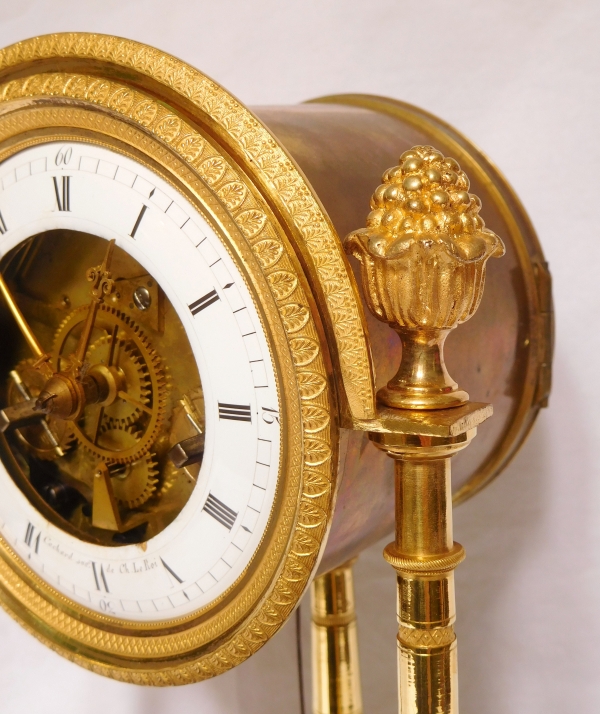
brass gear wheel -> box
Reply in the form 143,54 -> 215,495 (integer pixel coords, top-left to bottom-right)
109,451 -> 159,509
155,461 -> 178,500
6,359 -> 75,460
86,334 -> 151,426
53,304 -> 167,464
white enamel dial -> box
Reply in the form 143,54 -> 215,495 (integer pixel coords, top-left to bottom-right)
0,141 -> 281,621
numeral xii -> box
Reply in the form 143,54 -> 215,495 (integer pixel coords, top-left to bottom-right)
53,176 -> 71,211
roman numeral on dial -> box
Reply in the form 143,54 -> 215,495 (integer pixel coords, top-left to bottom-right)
188,289 -> 219,315
203,492 -> 238,530
24,523 -> 40,553
0,211 -> 7,234
53,176 -> 71,211
92,562 -> 110,593
218,402 -> 251,422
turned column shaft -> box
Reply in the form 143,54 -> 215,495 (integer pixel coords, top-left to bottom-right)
395,457 -> 452,554
390,456 -> 460,714
311,562 -> 363,714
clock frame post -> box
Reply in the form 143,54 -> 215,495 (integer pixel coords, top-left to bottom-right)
311,561 -> 363,714
338,145 -> 504,713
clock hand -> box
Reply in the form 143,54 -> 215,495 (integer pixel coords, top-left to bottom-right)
0,273 -> 53,378
1,239 -> 120,424
71,239 -> 116,372
117,390 -> 153,415
35,240 -> 119,421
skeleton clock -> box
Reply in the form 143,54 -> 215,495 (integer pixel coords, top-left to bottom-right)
0,32 -> 551,708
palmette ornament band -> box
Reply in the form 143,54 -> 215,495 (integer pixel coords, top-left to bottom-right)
345,145 -> 505,410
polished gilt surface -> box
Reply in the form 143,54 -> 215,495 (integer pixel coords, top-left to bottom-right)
376,435 -> 469,714
0,37 -> 340,684
346,148 -> 500,713
346,146 -> 504,410
312,561 -> 363,714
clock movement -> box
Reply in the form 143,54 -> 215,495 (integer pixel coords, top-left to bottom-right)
0,33 -> 552,712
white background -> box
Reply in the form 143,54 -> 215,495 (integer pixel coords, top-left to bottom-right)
0,1 -> 598,713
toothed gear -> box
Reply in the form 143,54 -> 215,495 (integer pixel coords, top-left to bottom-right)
110,453 -> 158,508
96,421 -> 140,452
86,334 -> 151,425
6,359 -> 75,460
53,304 -> 167,464
156,462 -> 178,500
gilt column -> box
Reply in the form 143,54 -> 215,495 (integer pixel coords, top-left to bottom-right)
345,144 -> 504,714
311,561 -> 363,714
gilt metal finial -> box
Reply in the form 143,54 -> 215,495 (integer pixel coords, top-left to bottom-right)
345,145 -> 505,410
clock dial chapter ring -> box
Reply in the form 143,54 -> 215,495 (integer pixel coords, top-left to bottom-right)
0,131 -> 313,665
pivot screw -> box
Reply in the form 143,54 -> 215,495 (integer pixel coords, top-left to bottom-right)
133,286 -> 151,311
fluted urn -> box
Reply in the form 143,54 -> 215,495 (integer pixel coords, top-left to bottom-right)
345,145 -> 505,410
